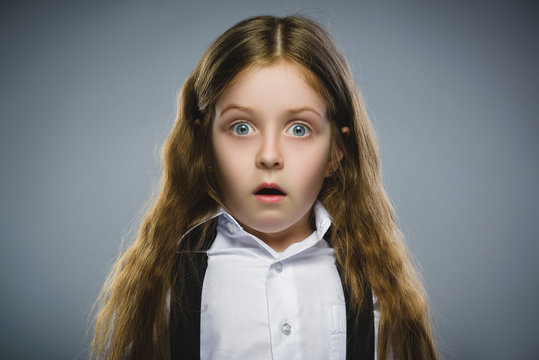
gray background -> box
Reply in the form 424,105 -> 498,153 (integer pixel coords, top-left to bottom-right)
1,1 -> 538,359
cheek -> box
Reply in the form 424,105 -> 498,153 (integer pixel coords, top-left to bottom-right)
212,137 -> 251,189
286,141 -> 330,190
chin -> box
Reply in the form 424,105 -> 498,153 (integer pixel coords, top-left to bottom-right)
247,216 -> 293,235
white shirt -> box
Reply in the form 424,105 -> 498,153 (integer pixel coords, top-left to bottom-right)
194,201 -> 381,360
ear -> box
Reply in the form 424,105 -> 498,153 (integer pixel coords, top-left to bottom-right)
194,118 -> 201,127
325,126 -> 349,177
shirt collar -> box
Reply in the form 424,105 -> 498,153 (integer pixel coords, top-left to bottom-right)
210,200 -> 333,260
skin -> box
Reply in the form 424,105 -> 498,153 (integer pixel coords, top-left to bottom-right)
211,61 -> 347,252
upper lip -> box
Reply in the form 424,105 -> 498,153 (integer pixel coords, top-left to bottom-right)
253,182 -> 287,195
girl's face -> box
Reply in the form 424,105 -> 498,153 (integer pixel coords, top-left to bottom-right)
212,61 -> 336,248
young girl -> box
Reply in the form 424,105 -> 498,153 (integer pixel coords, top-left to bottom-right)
92,15 -> 438,360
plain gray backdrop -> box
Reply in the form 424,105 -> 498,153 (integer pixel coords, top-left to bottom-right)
1,1 -> 538,359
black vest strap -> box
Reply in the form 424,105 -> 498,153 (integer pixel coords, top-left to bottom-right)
169,220 -> 374,359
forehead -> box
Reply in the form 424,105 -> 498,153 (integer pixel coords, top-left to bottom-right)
215,61 -> 327,117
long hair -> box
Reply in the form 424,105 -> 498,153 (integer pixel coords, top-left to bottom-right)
91,15 -> 438,359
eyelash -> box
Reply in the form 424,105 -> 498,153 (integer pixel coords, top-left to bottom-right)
229,121 -> 312,137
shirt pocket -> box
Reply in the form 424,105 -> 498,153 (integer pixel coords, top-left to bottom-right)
327,304 -> 346,360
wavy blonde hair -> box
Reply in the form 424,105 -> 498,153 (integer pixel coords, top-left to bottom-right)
91,15 -> 438,360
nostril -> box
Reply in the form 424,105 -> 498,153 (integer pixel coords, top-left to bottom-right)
256,148 -> 283,169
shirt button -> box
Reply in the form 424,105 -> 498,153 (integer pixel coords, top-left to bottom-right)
281,322 -> 292,336
272,262 -> 283,273
226,222 -> 236,233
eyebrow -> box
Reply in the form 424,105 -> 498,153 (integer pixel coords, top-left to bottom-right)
218,104 -> 323,119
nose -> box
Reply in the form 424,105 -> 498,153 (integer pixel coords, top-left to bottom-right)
255,131 -> 283,170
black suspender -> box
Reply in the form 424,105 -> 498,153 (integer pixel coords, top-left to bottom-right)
336,265 -> 375,359
170,220 -> 217,360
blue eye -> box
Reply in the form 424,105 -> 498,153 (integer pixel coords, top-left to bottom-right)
232,122 -> 254,136
288,124 -> 310,137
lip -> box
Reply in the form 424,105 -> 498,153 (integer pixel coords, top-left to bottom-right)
253,182 -> 287,203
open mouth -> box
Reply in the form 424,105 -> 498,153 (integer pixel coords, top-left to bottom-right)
255,188 -> 286,196
253,183 -> 286,203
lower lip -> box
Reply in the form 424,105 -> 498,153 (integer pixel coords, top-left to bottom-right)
254,194 -> 286,203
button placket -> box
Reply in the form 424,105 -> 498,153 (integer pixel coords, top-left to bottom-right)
266,260 -> 301,358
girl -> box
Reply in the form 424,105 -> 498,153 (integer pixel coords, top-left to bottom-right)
91,15 -> 438,360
